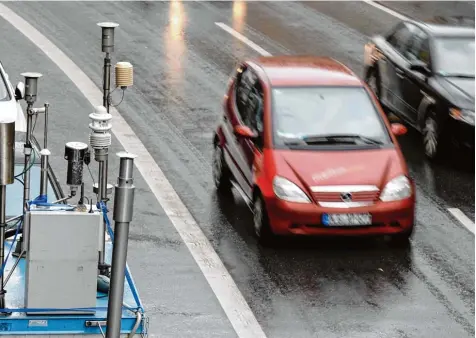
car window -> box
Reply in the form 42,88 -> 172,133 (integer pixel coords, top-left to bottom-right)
433,37 -> 475,77
0,70 -> 9,101
387,23 -> 414,55
6,165 -> 57,217
271,86 -> 392,148
235,68 -> 257,123
245,81 -> 265,149
406,28 -> 431,64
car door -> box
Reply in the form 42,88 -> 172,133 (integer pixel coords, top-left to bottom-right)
401,28 -> 432,126
381,22 -> 414,120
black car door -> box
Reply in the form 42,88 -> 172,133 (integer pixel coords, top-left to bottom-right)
381,22 -> 414,121
401,28 -> 433,126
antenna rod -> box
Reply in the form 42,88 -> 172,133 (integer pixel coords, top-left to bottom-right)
21,72 -> 42,210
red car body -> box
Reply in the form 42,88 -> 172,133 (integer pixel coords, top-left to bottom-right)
213,56 -> 415,244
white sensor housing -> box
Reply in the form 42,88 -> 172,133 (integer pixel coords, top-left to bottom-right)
89,105 -> 112,149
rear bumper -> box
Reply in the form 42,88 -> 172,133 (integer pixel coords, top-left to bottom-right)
265,196 -> 415,237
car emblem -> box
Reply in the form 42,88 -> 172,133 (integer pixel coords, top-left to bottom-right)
340,192 -> 352,202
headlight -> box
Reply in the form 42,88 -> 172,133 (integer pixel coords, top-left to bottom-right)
379,175 -> 412,202
450,108 -> 475,126
272,176 -> 311,203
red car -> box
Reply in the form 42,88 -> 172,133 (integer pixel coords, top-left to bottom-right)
212,56 -> 415,246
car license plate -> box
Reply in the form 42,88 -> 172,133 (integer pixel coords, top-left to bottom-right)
322,213 -> 372,227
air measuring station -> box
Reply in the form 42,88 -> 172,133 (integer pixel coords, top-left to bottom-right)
0,22 -> 147,337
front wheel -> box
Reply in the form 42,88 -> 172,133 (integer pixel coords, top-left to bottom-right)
422,111 -> 446,160
389,227 -> 413,248
253,194 -> 275,246
212,143 -> 231,193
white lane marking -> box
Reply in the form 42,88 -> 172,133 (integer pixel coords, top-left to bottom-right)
0,5 -> 267,338
215,22 -> 272,56
362,0 -> 409,21
447,208 -> 475,235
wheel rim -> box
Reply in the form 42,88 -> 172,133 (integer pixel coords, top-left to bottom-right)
423,117 -> 438,157
212,146 -> 222,186
253,199 -> 263,237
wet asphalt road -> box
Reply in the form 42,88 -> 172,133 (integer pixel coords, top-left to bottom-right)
0,1 -> 474,337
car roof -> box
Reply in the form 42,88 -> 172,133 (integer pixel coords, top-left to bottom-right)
408,16 -> 475,38
251,56 -> 363,87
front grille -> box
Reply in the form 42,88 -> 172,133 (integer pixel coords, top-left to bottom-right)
312,190 -> 380,202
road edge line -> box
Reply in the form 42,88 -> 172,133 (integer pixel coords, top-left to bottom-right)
447,208 -> 475,235
0,4 -> 268,338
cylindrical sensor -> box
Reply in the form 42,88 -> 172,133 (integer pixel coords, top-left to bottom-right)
97,22 -> 119,53
21,72 -> 42,105
0,121 -> 15,185
113,152 -> 137,223
64,142 -> 88,188
115,62 -> 133,88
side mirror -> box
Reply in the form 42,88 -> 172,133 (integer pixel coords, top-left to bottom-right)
391,123 -> 407,136
409,60 -> 430,76
234,125 -> 257,139
15,82 -> 25,101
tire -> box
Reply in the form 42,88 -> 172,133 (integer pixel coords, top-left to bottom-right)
252,193 -> 275,246
389,227 -> 413,248
212,143 -> 232,194
422,109 -> 446,160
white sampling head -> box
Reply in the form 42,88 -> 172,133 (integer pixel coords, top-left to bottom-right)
89,105 -> 112,150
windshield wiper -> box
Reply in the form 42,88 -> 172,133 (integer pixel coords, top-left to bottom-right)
282,138 -> 307,146
441,73 -> 475,79
302,134 -> 384,145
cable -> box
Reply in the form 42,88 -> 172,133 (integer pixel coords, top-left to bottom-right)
14,177 -> 24,186
14,148 -> 37,178
109,89 -> 125,107
87,164 -> 99,203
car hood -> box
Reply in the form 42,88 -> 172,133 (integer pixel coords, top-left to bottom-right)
274,148 -> 405,191
437,76 -> 475,109
0,99 -> 26,132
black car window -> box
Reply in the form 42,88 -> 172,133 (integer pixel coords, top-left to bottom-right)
406,28 -> 430,64
246,82 -> 264,132
387,23 -> 413,55
246,81 -> 265,149
235,67 -> 256,123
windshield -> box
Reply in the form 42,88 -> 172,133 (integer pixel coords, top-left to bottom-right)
6,165 -> 57,217
271,86 -> 391,148
434,37 -> 475,77
0,71 -> 9,101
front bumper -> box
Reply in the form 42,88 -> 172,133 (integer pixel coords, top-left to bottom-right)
448,118 -> 475,149
265,196 -> 415,237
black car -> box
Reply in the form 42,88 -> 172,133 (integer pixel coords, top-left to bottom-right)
363,16 -> 474,159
